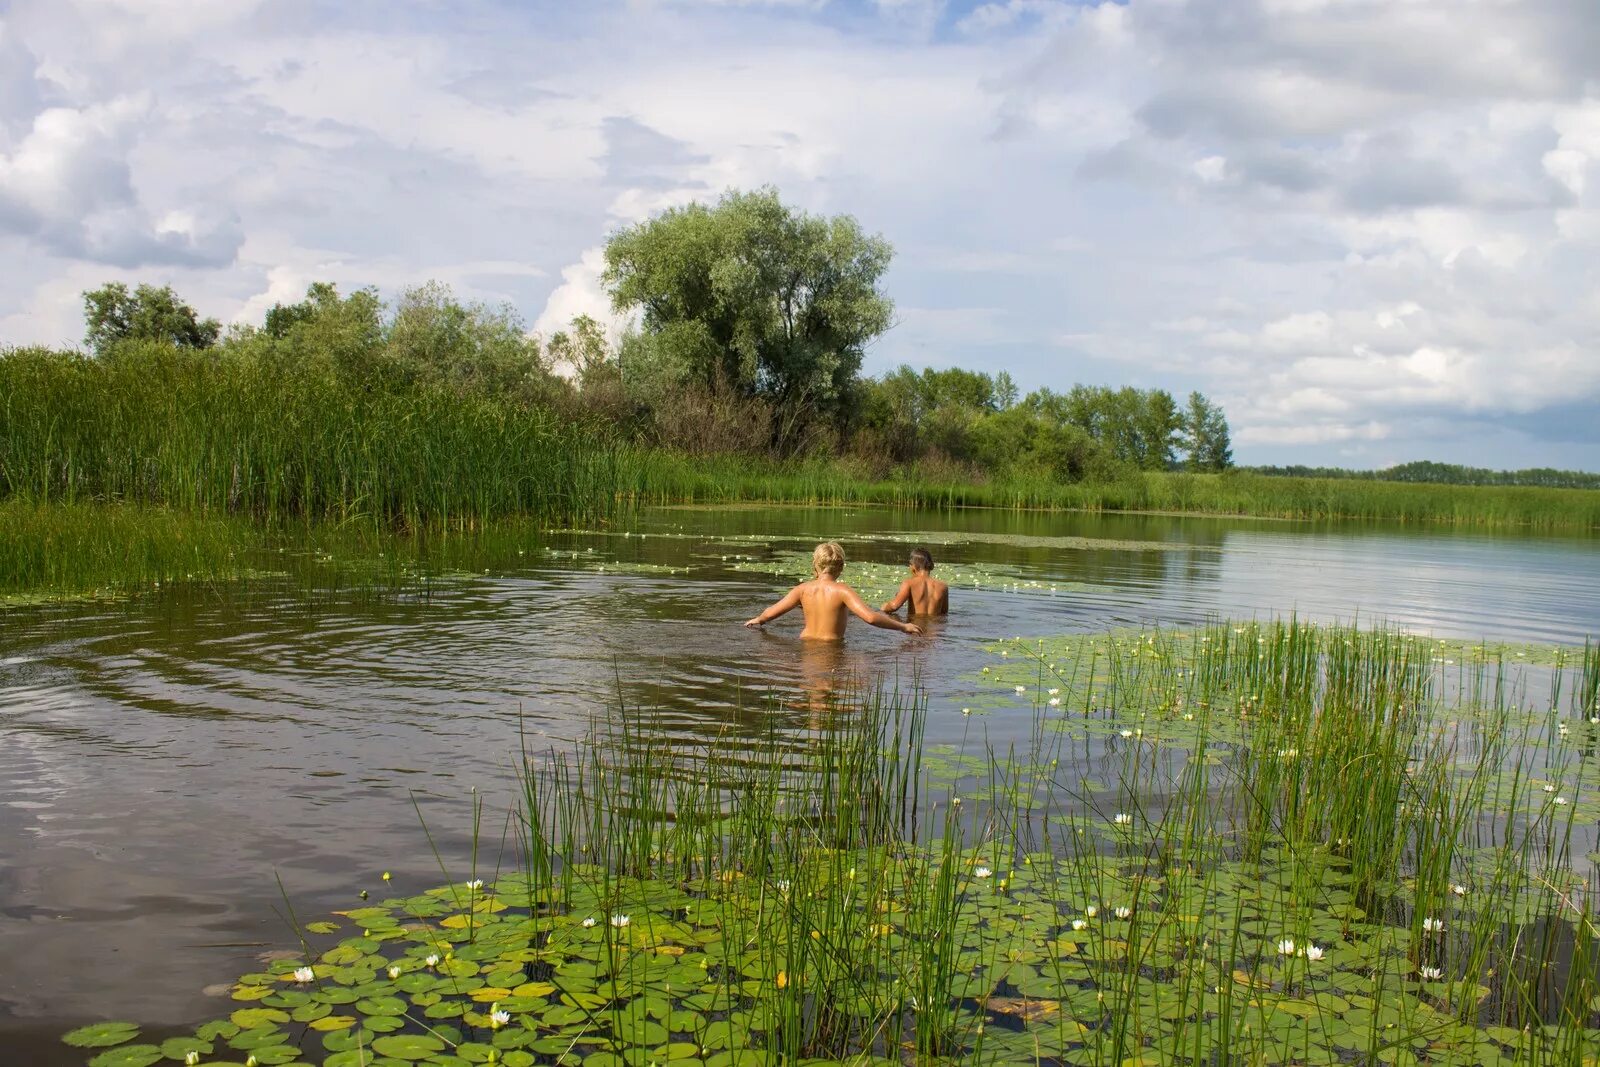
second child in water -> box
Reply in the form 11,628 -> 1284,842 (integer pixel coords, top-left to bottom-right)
882,546 -> 949,617
744,542 -> 922,640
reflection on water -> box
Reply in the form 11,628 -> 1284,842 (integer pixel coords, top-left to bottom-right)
1,505 -> 1597,1063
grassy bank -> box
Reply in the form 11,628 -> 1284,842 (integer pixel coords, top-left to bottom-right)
57,621 -> 1600,1065
5,347 -> 1599,541
0,347 -> 622,529
618,453 -> 1600,529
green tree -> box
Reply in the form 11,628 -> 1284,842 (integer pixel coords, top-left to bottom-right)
603,187 -> 894,449
1137,388 -> 1182,470
386,281 -> 544,395
546,314 -> 613,389
261,282 -> 385,380
83,282 -> 220,354
1182,391 -> 1233,471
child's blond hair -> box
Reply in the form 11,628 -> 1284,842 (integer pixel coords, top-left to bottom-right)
812,541 -> 845,578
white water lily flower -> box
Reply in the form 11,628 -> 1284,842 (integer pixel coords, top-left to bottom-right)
1543,784 -> 1557,793
1048,698 -> 1061,707
581,917 -> 597,927
467,879 -> 483,890
1419,965 -> 1443,980
1304,945 -> 1324,961
1421,917 -> 1444,933
611,914 -> 631,927
1114,906 -> 1132,920
292,966 -> 315,983
1113,813 -> 1132,825
1119,729 -> 1133,739
1277,748 -> 1298,759
1451,884 -> 1468,896
1071,919 -> 1088,931
1048,688 -> 1060,696
388,965 -> 402,979
1555,796 -> 1569,805
425,954 -> 440,968
1086,906 -> 1098,918
1277,939 -> 1296,956
974,867 -> 993,879
490,1008 -> 511,1028
962,707 -> 971,716
1014,685 -> 1026,694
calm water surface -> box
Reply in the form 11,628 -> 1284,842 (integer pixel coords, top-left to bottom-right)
3,505 -> 1598,1061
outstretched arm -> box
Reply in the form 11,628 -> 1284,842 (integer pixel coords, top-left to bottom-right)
745,585 -> 804,628
843,586 -> 922,635
881,579 -> 912,613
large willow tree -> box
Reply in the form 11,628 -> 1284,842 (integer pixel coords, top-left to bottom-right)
603,187 -> 893,450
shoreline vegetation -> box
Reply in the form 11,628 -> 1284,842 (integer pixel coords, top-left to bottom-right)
55,621 -> 1600,1066
3,187 -> 1597,604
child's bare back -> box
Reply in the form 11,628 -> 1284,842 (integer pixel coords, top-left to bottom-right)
882,546 -> 949,617
745,542 -> 922,641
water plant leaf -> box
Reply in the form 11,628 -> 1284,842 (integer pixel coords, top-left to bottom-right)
63,1021 -> 141,1048
370,1034 -> 447,1059
86,1045 -> 163,1067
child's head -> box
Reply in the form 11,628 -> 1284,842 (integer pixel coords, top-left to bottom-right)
812,541 -> 846,578
909,546 -> 934,574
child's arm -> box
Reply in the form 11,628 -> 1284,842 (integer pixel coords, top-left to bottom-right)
881,579 -> 912,613
843,586 -> 922,635
744,585 -> 804,628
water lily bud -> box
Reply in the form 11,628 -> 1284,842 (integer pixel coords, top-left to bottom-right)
382,871 -> 391,881
186,1054 -> 200,1066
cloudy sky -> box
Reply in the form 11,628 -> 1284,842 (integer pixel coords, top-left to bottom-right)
3,0 -> 1598,468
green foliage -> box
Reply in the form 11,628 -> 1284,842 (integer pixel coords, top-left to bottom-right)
0,341 -> 612,530
1249,459 -> 1600,489
850,372 -> 1207,479
605,187 -> 894,448
1182,389 -> 1232,471
82,282 -> 220,354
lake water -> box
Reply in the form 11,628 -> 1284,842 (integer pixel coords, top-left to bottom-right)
3,505 -> 1598,1063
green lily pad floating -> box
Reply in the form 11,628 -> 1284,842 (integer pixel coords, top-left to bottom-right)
62,1021 -> 141,1048
370,1033 -> 447,1059
85,1045 -> 163,1067
158,1036 -> 214,1060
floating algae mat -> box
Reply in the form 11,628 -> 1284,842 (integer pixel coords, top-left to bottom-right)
64,622 -> 1600,1066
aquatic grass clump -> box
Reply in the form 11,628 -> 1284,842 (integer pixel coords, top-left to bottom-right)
0,499 -> 259,604
62,621 -> 1600,1066
0,346 -> 624,531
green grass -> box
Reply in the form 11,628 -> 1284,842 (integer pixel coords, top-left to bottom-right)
59,620 -> 1600,1065
615,452 -> 1600,530
6,346 -> 1600,538
0,346 -> 623,530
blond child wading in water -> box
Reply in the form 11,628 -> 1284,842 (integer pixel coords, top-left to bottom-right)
745,542 -> 923,640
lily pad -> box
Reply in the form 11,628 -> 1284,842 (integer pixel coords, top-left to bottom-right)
63,1021 -> 141,1048
86,1045 -> 163,1067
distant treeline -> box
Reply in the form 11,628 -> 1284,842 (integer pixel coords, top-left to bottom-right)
1245,461 -> 1600,490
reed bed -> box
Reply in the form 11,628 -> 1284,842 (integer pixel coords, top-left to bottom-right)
617,454 -> 1600,530
6,347 -> 1599,537
0,347 -> 621,530
60,621 -> 1600,1065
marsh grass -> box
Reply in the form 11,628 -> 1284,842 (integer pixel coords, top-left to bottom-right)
59,621 -> 1600,1065
0,347 -> 621,530
7,347 -> 1598,536
621,454 -> 1600,530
